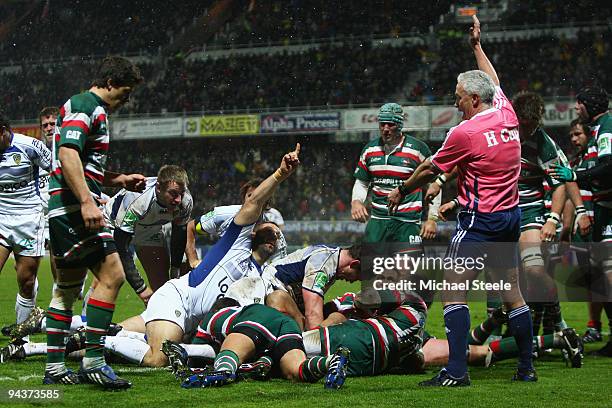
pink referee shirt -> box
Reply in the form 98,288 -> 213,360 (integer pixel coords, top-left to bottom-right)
431,87 -> 520,213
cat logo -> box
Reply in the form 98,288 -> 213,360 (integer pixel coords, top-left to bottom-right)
12,154 -> 21,166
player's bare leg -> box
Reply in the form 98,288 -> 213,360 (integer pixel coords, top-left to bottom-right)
0,246 -> 11,270
119,315 -> 146,333
266,290 -> 306,331
136,246 -> 170,291
141,320 -> 184,367
13,254 -> 41,343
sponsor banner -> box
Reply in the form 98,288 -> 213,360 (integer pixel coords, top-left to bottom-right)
343,109 -> 379,131
13,124 -> 41,140
112,117 -> 182,140
430,106 -> 461,128
404,106 -> 429,129
343,107 -> 430,132
260,112 -> 341,133
184,115 -> 259,137
543,101 -> 576,126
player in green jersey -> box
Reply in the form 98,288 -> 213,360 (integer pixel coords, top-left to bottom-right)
352,103 -> 439,244
549,86 -> 612,356
43,56 -> 145,388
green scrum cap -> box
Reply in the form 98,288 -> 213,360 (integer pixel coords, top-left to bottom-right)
377,103 -> 404,127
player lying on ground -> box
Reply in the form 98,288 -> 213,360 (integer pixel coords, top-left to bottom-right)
163,299 -> 350,390
1,292 -> 583,372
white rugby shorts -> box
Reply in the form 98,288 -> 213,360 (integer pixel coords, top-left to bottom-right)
141,279 -> 199,335
0,212 -> 45,256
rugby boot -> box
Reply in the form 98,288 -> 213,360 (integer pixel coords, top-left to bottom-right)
0,341 -> 26,363
43,369 -> 81,385
511,368 -> 538,382
582,327 -> 603,343
2,307 -> 45,340
324,347 -> 350,390
558,328 -> 583,368
78,364 -> 132,390
181,370 -> 236,388
161,340 -> 189,378
419,368 -> 471,387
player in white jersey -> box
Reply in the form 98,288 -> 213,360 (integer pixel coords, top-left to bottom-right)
102,145 -> 301,367
262,244 -> 361,330
0,112 -> 52,340
186,177 -> 287,268
37,107 -> 59,241
103,165 -> 192,304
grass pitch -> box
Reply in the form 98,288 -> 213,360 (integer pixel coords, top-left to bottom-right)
0,258 -> 609,408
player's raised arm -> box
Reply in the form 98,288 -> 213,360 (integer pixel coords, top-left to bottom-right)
469,15 -> 500,86
234,144 -> 301,226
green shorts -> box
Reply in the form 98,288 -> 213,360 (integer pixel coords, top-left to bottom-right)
230,304 -> 303,363
520,205 -> 546,232
49,211 -> 116,269
320,320 -> 380,376
364,218 -> 421,244
593,205 -> 612,243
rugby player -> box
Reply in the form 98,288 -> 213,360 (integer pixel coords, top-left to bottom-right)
43,56 -> 145,388
100,145 -> 301,367
0,111 -> 51,347
173,300 -> 350,389
103,165 -> 192,304
388,15 -> 535,385
549,86 -> 612,356
262,244 -> 362,330
351,103 -> 440,244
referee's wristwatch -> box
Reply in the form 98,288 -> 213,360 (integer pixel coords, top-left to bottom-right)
398,184 -> 410,196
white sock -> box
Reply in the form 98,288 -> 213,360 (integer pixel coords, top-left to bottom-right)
24,342 -> 48,356
104,336 -> 150,364
115,329 -> 146,342
70,315 -> 84,332
15,293 -> 35,324
181,344 -> 216,359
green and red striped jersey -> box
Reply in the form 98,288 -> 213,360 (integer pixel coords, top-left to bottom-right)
518,128 -> 564,210
354,135 -> 431,223
587,113 -> 612,207
48,92 -> 109,218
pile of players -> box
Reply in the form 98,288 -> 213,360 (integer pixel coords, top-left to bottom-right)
0,15 -> 609,391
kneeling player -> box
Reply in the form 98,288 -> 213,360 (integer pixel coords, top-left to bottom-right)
103,165 -> 192,304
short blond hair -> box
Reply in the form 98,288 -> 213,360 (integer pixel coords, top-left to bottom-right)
157,165 -> 188,188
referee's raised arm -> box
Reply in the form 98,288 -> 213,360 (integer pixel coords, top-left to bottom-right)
469,15 -> 500,86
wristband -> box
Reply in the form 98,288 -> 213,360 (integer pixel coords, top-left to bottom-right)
451,198 -> 459,208
272,169 -> 284,182
434,174 -> 447,187
575,205 -> 587,215
428,214 -> 440,222
547,212 -> 561,226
